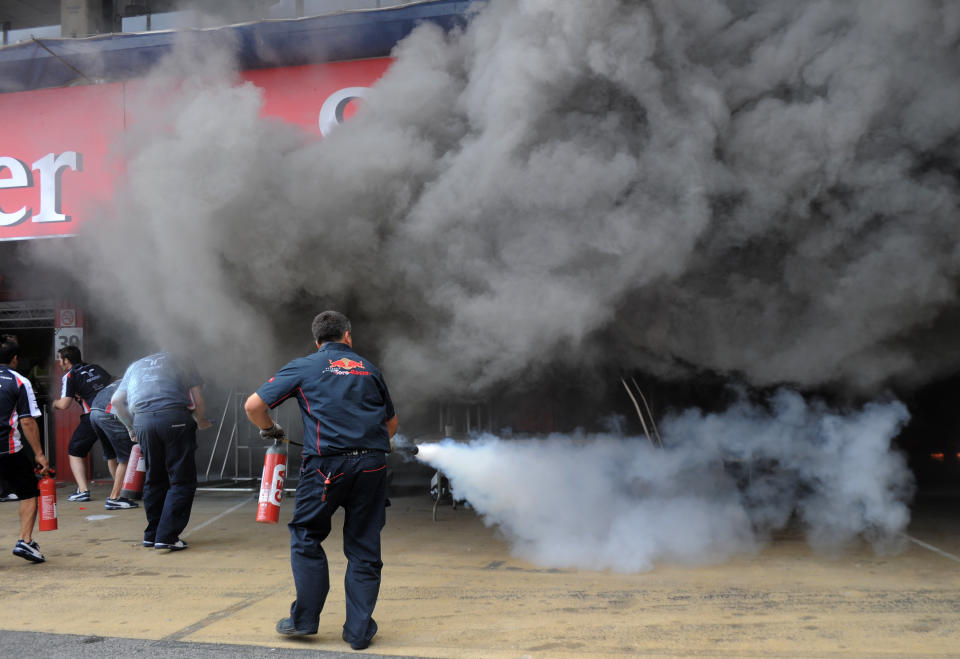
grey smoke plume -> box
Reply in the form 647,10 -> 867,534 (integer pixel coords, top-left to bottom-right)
30,0 -> 960,400
416,391 -> 913,571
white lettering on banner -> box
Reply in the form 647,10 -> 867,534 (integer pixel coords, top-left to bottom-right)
0,157 -> 31,226
318,87 -> 370,137
0,151 -> 81,226
32,151 -> 81,223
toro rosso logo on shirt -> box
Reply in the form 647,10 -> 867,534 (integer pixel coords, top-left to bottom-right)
326,358 -> 370,375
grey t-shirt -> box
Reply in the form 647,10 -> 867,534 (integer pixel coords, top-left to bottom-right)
115,353 -> 202,414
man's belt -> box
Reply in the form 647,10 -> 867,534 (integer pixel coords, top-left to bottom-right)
326,448 -> 382,456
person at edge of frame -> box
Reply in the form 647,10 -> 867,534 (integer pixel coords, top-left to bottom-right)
0,341 -> 52,563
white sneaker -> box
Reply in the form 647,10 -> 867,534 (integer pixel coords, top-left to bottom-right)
13,539 -> 45,563
105,497 -> 139,510
154,539 -> 188,551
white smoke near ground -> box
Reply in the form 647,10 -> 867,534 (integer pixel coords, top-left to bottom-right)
417,390 -> 912,571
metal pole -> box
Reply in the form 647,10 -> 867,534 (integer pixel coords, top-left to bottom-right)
205,389 -> 234,480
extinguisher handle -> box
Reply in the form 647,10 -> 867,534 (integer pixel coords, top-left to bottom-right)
35,465 -> 55,478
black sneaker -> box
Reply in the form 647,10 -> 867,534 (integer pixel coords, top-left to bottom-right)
0,492 -> 18,502
342,619 -> 376,650
67,490 -> 91,502
275,617 -> 315,636
154,539 -> 188,551
142,539 -> 155,548
13,539 -> 45,563
105,497 -> 139,510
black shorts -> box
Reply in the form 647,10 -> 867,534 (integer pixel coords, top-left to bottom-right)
68,414 -> 117,461
90,409 -> 133,463
0,449 -> 40,499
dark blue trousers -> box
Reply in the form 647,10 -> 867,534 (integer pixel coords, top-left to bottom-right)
288,452 -> 387,643
135,408 -> 197,545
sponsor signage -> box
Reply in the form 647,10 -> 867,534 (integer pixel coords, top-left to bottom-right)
0,58 -> 392,242
0,83 -> 124,242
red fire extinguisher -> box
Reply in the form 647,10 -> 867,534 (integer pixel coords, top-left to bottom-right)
256,440 -> 288,524
120,443 -> 146,500
38,468 -> 58,532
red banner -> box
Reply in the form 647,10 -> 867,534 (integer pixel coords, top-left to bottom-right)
0,57 -> 392,242
245,58 -> 392,137
0,83 -> 124,241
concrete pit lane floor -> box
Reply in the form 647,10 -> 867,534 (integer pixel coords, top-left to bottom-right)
1,483 -> 959,658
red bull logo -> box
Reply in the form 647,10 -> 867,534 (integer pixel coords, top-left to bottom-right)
329,358 -> 364,370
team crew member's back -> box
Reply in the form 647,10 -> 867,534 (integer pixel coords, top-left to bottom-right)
111,352 -> 211,551
245,310 -> 398,650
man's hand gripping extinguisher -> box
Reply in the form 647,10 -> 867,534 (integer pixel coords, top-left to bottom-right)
256,423 -> 288,524
37,467 -> 58,532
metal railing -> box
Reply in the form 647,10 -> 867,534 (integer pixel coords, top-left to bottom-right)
202,390 -> 302,485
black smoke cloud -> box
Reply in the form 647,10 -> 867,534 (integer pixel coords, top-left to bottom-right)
32,0 -> 960,404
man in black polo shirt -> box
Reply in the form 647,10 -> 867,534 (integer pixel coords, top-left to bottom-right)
245,310 -> 398,651
53,346 -> 116,502
0,341 -> 51,563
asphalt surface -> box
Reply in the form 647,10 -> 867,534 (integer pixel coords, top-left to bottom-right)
1,484 -> 959,657
0,630 -> 419,658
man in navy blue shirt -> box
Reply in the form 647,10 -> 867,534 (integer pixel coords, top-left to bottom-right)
0,341 -> 51,563
53,346 -> 115,502
112,352 -> 211,551
245,311 -> 398,650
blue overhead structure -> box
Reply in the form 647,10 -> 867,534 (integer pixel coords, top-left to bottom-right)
0,0 -> 475,94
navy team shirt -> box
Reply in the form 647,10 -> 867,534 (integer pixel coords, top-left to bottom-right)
256,342 -> 395,457
61,362 -> 112,413
0,365 -> 42,455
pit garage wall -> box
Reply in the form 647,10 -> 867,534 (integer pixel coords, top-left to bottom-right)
0,56 -> 392,481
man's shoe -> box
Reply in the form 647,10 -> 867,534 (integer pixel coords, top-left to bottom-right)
0,492 -> 18,502
142,540 -> 155,547
13,539 -> 45,563
342,630 -> 370,651
154,539 -> 188,551
275,617 -> 315,636
67,490 -> 91,502
105,497 -> 139,510
342,619 -> 376,651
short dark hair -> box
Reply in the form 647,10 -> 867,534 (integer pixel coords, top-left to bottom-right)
0,341 -> 19,365
58,345 -> 82,364
311,311 -> 351,344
